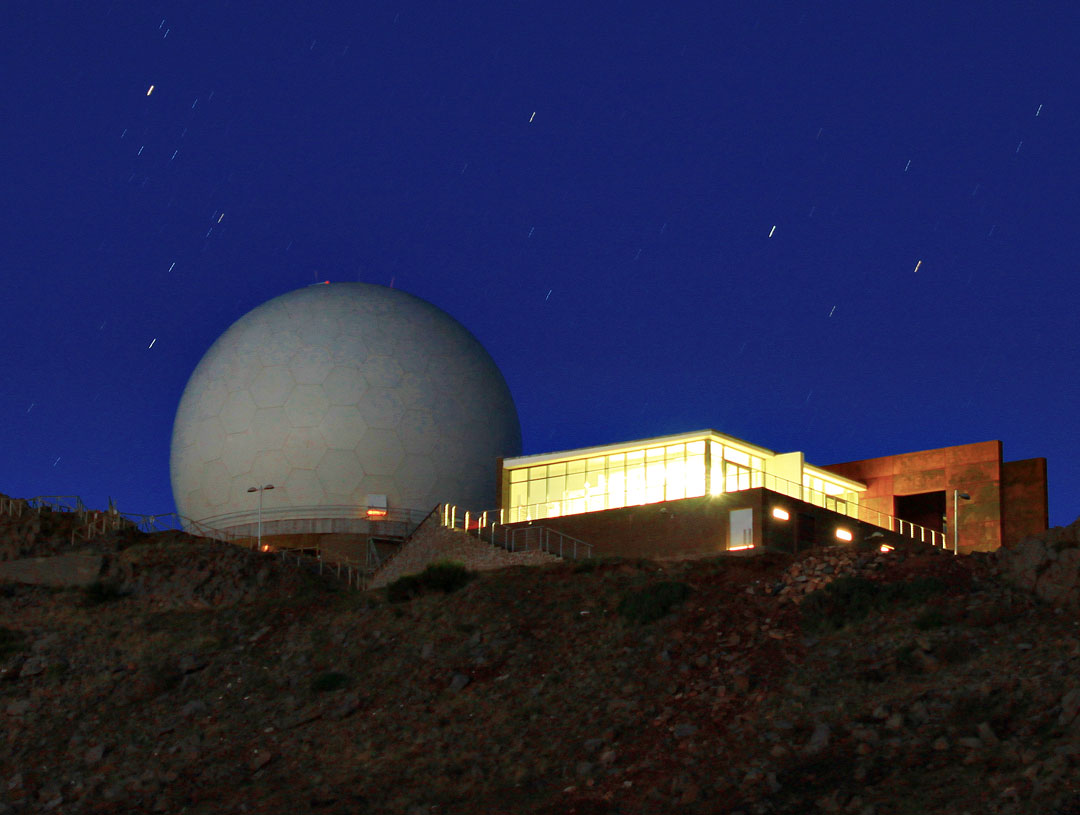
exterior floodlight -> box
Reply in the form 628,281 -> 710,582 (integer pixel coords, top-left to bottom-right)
835,528 -> 853,542
247,484 -> 275,550
953,490 -> 971,555
771,507 -> 790,521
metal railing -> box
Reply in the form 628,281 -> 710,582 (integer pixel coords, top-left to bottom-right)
507,525 -> 592,560
196,504 -> 429,539
441,505 -> 593,560
467,467 -> 947,550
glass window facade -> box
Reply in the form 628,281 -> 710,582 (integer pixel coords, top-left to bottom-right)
500,431 -> 865,524
505,438 -> 710,522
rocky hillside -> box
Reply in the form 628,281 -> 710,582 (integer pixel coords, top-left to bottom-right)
2,506 -> 1079,814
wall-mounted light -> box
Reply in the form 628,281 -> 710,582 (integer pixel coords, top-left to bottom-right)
835,528 -> 853,542
771,507 -> 790,521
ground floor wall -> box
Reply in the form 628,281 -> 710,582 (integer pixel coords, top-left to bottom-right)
495,489 -> 912,560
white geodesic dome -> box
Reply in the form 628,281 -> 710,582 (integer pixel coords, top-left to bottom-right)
169,283 -> 521,530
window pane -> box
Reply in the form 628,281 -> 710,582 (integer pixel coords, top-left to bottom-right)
566,472 -> 586,495
688,440 -> 705,455
529,466 -> 547,481
646,446 -> 665,461
725,447 -> 751,467
587,456 -> 605,471
547,475 -> 565,501
607,469 -> 626,508
546,462 -> 566,477
666,457 -> 686,499
665,443 -> 685,458
528,480 -> 546,505
626,463 -> 646,504
510,482 -> 528,506
607,453 -> 625,467
510,468 -> 527,483
567,459 -> 586,475
686,454 -> 706,497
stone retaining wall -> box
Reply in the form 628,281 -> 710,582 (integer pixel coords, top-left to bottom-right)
0,553 -> 103,587
369,525 -> 558,589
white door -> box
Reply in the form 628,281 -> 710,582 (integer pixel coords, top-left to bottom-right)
729,508 -> 754,550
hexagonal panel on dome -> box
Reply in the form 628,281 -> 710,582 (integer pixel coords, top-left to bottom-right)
284,385 -> 329,427
323,366 -> 368,406
397,410 -> 438,455
394,455 -> 437,502
315,448 -> 362,493
219,431 -> 257,477
289,346 -> 334,385
193,417 -> 226,462
393,337 -> 431,374
219,390 -> 257,434
250,366 -> 295,408
250,449 -> 292,486
282,427 -> 326,470
200,460 -> 232,507
355,428 -> 405,476
358,324 -> 395,356
363,355 -> 404,389
284,468 -> 325,505
320,404 -> 368,450
195,379 -> 228,420
357,474 -> 397,500
256,328 -> 301,367
329,335 -> 369,366
296,314 -> 340,348
251,406 -> 288,450
361,388 -> 403,429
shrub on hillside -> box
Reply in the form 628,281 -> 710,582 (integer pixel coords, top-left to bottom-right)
386,561 -> 474,603
617,581 -> 692,624
0,626 -> 26,657
82,580 -> 130,605
311,671 -> 350,693
801,575 -> 947,632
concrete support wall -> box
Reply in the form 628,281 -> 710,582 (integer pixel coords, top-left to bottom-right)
369,525 -> 557,589
0,553 -> 103,587
496,492 -> 765,561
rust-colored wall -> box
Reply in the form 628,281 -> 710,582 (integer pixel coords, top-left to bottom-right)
498,492 -> 765,560
825,441 -> 1004,553
1001,458 -> 1048,546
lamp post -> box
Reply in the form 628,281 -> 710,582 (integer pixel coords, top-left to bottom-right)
247,484 -> 275,550
953,490 -> 970,555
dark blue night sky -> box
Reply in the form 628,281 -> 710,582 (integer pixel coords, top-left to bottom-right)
2,2 -> 1077,525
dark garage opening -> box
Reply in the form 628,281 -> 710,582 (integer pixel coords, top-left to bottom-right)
894,491 -> 946,533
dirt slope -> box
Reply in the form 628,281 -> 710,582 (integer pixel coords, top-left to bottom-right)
2,521 -> 1079,814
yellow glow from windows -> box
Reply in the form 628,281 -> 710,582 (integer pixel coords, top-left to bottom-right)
501,430 -> 867,524
724,447 -> 751,467
835,528 -> 853,542
772,507 -> 790,521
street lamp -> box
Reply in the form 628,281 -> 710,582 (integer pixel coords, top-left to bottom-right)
247,484 -> 275,550
953,490 -> 970,555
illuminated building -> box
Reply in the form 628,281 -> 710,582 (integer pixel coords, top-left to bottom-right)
493,432 -> 1047,557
